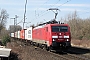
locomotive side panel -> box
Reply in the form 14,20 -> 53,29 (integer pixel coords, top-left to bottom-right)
44,25 -> 52,46
32,27 -> 47,44
32,25 -> 52,46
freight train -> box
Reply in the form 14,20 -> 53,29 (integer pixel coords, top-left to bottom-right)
10,20 -> 71,51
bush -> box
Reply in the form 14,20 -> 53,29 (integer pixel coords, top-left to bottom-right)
78,36 -> 83,40
2,35 -> 11,46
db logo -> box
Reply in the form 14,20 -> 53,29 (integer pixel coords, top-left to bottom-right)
59,36 -> 62,38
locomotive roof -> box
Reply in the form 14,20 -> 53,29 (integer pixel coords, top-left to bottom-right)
33,19 -> 69,29
33,23 -> 69,29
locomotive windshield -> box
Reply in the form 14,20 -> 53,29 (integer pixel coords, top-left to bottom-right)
52,26 -> 68,32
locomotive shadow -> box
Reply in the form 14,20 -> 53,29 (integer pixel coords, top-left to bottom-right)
67,46 -> 90,55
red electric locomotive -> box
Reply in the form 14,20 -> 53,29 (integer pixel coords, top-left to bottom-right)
11,20 -> 71,51
32,20 -> 71,51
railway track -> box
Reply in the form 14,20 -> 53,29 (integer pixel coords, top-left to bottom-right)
34,45 -> 90,60
48,50 -> 90,60
42,45 -> 90,60
11,39 -> 90,60
64,53 -> 89,60
67,47 -> 90,59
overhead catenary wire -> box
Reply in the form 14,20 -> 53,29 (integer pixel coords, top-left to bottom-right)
37,0 -> 61,17
17,18 -> 24,25
36,0 -> 50,11
40,0 -> 71,15
35,0 -> 50,17
33,0 -> 71,21
57,0 -> 71,8
34,0 -> 61,21
49,0 -> 61,8
16,0 -> 71,26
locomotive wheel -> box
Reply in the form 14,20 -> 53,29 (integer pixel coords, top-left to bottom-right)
30,41 -> 33,45
41,45 -> 43,49
45,46 -> 49,51
49,46 -> 53,52
38,44 -> 43,49
36,43 -> 39,47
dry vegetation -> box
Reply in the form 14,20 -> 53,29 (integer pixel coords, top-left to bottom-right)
71,39 -> 90,48
62,11 -> 90,40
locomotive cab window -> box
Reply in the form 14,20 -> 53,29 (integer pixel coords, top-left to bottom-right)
52,26 -> 68,32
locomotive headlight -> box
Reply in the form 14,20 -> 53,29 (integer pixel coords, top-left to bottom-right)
66,39 -> 69,41
52,39 -> 56,41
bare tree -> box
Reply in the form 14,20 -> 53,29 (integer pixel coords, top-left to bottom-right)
9,25 -> 22,33
66,11 -> 90,40
0,9 -> 9,32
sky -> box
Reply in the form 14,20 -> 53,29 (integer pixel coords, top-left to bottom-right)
0,0 -> 90,29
